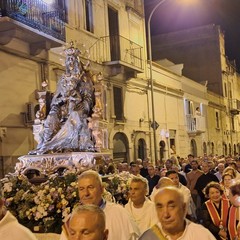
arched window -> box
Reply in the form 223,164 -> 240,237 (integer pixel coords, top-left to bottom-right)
190,139 -> 197,157
113,132 -> 129,163
159,141 -> 165,162
138,138 -> 146,161
203,142 -> 207,155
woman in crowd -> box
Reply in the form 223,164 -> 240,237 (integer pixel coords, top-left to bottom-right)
221,173 -> 235,199
223,166 -> 237,179
201,182 -> 230,240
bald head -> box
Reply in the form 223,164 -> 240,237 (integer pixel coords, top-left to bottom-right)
157,177 -> 174,188
68,204 -> 108,240
155,186 -> 184,204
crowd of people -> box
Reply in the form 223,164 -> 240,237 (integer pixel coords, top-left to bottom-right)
1,153 -> 240,239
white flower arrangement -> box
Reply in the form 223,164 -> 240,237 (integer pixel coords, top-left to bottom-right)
1,170 -> 80,233
0,169 -> 131,233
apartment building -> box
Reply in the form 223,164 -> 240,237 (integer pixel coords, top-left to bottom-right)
152,24 -> 240,156
0,0 -> 214,177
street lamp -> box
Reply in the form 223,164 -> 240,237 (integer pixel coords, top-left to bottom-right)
147,0 -> 170,165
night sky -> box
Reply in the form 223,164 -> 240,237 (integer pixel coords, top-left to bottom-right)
144,0 -> 240,71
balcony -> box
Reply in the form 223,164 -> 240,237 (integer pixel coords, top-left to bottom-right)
89,35 -> 144,76
229,99 -> 240,115
186,114 -> 206,135
0,0 -> 65,55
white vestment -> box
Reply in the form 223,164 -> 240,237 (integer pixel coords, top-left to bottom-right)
178,183 -> 196,216
150,186 -> 159,201
139,220 -> 216,240
0,211 -> 37,240
125,197 -> 158,234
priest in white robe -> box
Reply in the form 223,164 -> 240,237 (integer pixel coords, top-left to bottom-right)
125,176 -> 158,234
60,170 -> 140,240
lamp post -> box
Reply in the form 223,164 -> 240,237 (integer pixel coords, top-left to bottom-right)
147,0 -> 169,165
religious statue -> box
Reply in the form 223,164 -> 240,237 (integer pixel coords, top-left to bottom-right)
30,42 -> 96,154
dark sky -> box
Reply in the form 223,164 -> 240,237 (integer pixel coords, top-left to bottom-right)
144,0 -> 240,71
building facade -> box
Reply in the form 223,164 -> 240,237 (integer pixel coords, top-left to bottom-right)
152,24 -> 240,157
1,0 -> 236,177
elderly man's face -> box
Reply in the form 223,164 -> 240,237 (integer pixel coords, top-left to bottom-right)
155,189 -> 186,235
78,176 -> 103,206
68,211 -> 108,240
217,164 -> 225,173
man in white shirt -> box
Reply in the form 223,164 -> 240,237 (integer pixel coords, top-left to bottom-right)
60,170 -> 140,240
214,162 -> 225,181
0,189 -> 37,240
125,176 -> 158,234
139,187 -> 216,240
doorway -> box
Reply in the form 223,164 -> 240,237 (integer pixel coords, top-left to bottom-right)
113,132 -> 129,163
108,6 -> 120,61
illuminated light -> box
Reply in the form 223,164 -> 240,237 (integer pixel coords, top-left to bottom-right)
174,0 -> 201,9
43,0 -> 55,4
180,0 -> 199,4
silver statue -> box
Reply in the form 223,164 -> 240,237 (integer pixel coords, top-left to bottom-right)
30,42 -> 95,154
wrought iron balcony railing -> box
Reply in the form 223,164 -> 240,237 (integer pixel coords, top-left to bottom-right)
0,0 -> 66,41
89,35 -> 144,73
186,114 -> 206,134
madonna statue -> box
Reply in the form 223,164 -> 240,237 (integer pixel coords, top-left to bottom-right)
30,42 -> 96,154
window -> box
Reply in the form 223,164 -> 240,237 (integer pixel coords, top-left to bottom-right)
228,82 -> 232,99
224,82 -> 227,97
138,139 -> 146,161
57,0 -> 68,23
232,117 -> 235,131
85,0 -> 93,33
215,111 -> 220,129
184,99 -> 193,115
113,86 -> 123,121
